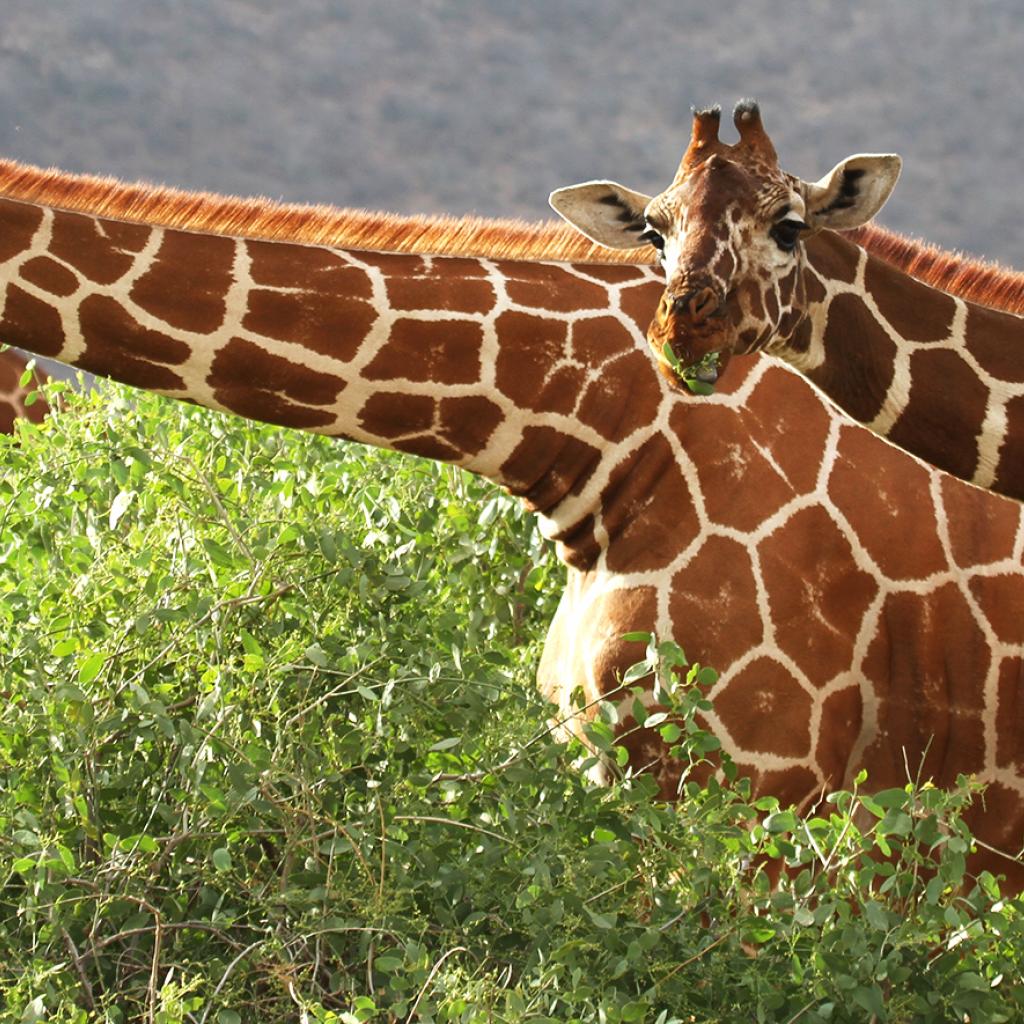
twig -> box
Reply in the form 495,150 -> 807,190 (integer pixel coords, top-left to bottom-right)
655,931 -> 731,988
393,815 -> 513,845
405,947 -> 467,1023
198,940 -> 264,1024
377,797 -> 387,904
61,927 -> 96,1011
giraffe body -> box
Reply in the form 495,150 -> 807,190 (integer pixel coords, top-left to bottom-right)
2,163 -> 1024,885
552,101 -> 1024,502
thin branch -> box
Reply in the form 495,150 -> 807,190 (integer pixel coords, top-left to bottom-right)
198,940 -> 264,1024
393,815 -> 513,845
405,946 -> 468,1023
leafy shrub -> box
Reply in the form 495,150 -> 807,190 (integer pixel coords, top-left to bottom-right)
1,378 -> 1022,1023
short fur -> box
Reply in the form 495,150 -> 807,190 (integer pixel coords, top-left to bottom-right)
0,158 -> 649,265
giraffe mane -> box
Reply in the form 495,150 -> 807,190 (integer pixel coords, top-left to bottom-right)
847,223 -> 1024,316
0,158 -> 654,266
4,159 -> 1022,304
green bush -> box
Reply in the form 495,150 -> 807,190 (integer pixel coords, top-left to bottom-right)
0,377 -> 1022,1023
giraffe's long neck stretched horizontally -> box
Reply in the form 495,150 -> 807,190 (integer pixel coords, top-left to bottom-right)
777,226 -> 1024,499
3,159 -> 1024,889
0,185 -> 665,563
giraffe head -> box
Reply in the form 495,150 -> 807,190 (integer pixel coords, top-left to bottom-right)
551,101 -> 901,387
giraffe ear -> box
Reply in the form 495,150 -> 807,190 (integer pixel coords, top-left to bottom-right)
549,180 -> 654,249
803,154 -> 902,231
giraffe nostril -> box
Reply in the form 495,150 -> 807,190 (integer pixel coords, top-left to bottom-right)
671,286 -> 720,326
692,288 -> 718,318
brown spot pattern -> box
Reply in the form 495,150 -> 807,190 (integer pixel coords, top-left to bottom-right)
209,337 -> 345,406
966,303 -> 1024,383
669,535 -> 763,674
0,199 -> 43,264
940,474 -> 1020,568
744,364 -> 831,494
716,658 -> 812,757
863,584 -> 989,785
759,506 -> 878,681
51,209 -> 148,285
995,658 -> 1024,771
681,404 -> 796,532
578,351 -> 661,443
0,283 -> 66,356
570,262 -> 649,284
359,391 -> 434,438
504,265 -> 609,312
804,231 -> 859,285
811,292 -> 895,423
244,288 -> 378,362
386,275 -> 494,314
865,253 -> 956,342
815,687 -> 862,786
888,350 -> 987,481
499,425 -> 601,513
995,395 -> 1024,498
600,435 -> 700,573
131,231 -> 234,332
364,318 -> 483,385
571,315 -> 634,364
493,310 -> 571,411
247,238 -> 374,296
829,427 -> 947,580
21,256 -> 78,297
968,573 -> 1024,644
619,281 -> 665,335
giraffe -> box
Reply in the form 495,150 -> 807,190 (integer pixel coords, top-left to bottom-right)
551,100 -> 1024,503
0,347 -> 47,432
1,159 -> 1024,887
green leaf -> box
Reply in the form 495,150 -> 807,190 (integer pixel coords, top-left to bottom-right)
428,736 -> 461,752
763,810 -> 797,834
851,985 -> 885,1017
203,538 -> 235,568
212,848 -> 232,872
659,722 -> 682,743
78,652 -> 107,684
109,489 -> 135,529
621,631 -> 653,643
584,908 -> 616,929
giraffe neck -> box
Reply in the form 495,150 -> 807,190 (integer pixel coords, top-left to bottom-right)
774,230 -> 1024,499
0,195 -> 667,565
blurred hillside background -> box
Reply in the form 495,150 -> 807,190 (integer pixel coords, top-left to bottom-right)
0,0 -> 1020,263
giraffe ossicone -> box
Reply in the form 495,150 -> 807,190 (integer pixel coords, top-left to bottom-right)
1,156 -> 1023,887
551,99 -> 1024,502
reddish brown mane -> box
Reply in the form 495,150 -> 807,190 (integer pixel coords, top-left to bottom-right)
1,159 -> 1021,301
0,158 -> 654,266
848,223 -> 1024,316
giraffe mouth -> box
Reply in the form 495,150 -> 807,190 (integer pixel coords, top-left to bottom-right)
651,335 -> 731,395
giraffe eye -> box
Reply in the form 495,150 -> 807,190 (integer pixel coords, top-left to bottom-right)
770,218 -> 807,252
640,228 -> 665,252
